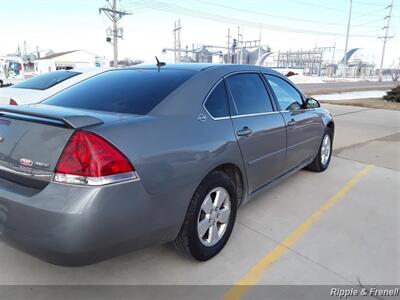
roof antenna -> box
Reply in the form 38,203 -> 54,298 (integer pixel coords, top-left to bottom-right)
155,56 -> 166,71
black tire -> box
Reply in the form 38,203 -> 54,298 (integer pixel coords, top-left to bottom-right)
306,128 -> 333,172
174,171 -> 237,261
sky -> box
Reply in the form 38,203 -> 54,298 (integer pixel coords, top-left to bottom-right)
1,0 -> 399,67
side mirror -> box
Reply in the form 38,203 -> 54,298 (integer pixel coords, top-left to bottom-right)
305,97 -> 320,109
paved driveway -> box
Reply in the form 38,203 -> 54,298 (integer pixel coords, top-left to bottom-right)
0,104 -> 399,299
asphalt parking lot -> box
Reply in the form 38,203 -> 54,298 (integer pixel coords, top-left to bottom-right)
0,103 -> 399,299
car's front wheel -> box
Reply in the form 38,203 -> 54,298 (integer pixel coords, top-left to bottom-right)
174,171 -> 237,261
306,129 -> 333,172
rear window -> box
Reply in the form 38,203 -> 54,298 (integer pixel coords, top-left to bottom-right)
43,69 -> 196,115
12,71 -> 81,90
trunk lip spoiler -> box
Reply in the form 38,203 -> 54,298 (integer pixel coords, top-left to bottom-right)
0,106 -> 104,129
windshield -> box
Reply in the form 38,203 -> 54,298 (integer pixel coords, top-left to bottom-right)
43,69 -> 196,115
12,71 -> 81,90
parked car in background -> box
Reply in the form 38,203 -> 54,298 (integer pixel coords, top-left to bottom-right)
0,64 -> 334,266
0,68 -> 108,105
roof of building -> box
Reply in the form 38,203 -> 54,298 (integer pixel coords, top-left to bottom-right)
37,50 -> 78,60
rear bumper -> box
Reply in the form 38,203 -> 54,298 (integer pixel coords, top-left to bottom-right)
0,177 -> 185,266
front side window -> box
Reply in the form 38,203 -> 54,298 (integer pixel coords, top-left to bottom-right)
226,73 -> 273,116
264,75 -> 303,111
205,81 -> 229,118
12,71 -> 81,90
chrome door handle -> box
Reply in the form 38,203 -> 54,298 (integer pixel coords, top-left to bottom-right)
287,119 -> 297,126
237,127 -> 253,137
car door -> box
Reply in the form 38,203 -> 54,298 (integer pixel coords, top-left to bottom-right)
225,73 -> 286,194
264,74 -> 322,172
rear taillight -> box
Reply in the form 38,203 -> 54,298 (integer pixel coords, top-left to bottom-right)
9,99 -> 18,105
53,131 -> 138,185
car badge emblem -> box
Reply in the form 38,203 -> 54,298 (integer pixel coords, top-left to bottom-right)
0,136 -> 4,143
34,161 -> 50,169
197,113 -> 207,122
20,158 -> 33,167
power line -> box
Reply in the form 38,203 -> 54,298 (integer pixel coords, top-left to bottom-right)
353,17 -> 386,27
352,0 -> 390,6
124,0 -> 380,38
120,0 -> 184,14
286,0 -> 388,16
195,0 -> 348,27
196,0 -> 391,29
351,7 -> 388,19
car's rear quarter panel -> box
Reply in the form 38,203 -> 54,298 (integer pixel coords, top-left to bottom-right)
91,115 -> 245,241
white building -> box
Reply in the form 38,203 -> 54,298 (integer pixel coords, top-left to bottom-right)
34,50 -> 108,74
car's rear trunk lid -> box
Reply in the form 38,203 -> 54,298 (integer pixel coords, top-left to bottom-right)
0,104 -> 120,189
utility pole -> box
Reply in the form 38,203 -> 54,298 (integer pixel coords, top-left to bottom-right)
99,0 -> 130,68
378,0 -> 394,82
227,28 -> 231,64
237,26 -> 241,64
173,20 -> 182,63
237,27 -> 244,64
241,28 -> 244,65
344,0 -> 352,66
332,37 -> 336,64
258,24 -> 262,62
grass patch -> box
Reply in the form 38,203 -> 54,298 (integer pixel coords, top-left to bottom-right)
320,98 -> 400,111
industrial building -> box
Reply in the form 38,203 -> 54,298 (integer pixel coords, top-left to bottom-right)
162,39 -> 375,78
34,50 -> 108,74
162,20 -> 377,78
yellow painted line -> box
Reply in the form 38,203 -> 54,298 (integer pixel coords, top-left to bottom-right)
223,164 -> 375,300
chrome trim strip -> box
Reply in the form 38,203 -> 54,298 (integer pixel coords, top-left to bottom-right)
223,70 -> 261,77
208,115 -> 230,121
231,111 -> 281,119
202,77 -> 229,121
204,71 -> 313,121
279,108 -> 315,113
202,70 -> 272,121
52,171 -> 140,186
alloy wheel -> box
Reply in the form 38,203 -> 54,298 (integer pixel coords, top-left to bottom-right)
320,134 -> 331,166
197,187 -> 231,247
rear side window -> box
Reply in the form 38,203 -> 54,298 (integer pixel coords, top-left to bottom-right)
205,81 -> 229,118
43,69 -> 195,115
226,73 -> 273,116
12,71 -> 81,90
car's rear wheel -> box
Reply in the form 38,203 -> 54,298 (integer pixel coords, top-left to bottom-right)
306,128 -> 333,172
174,171 -> 237,261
